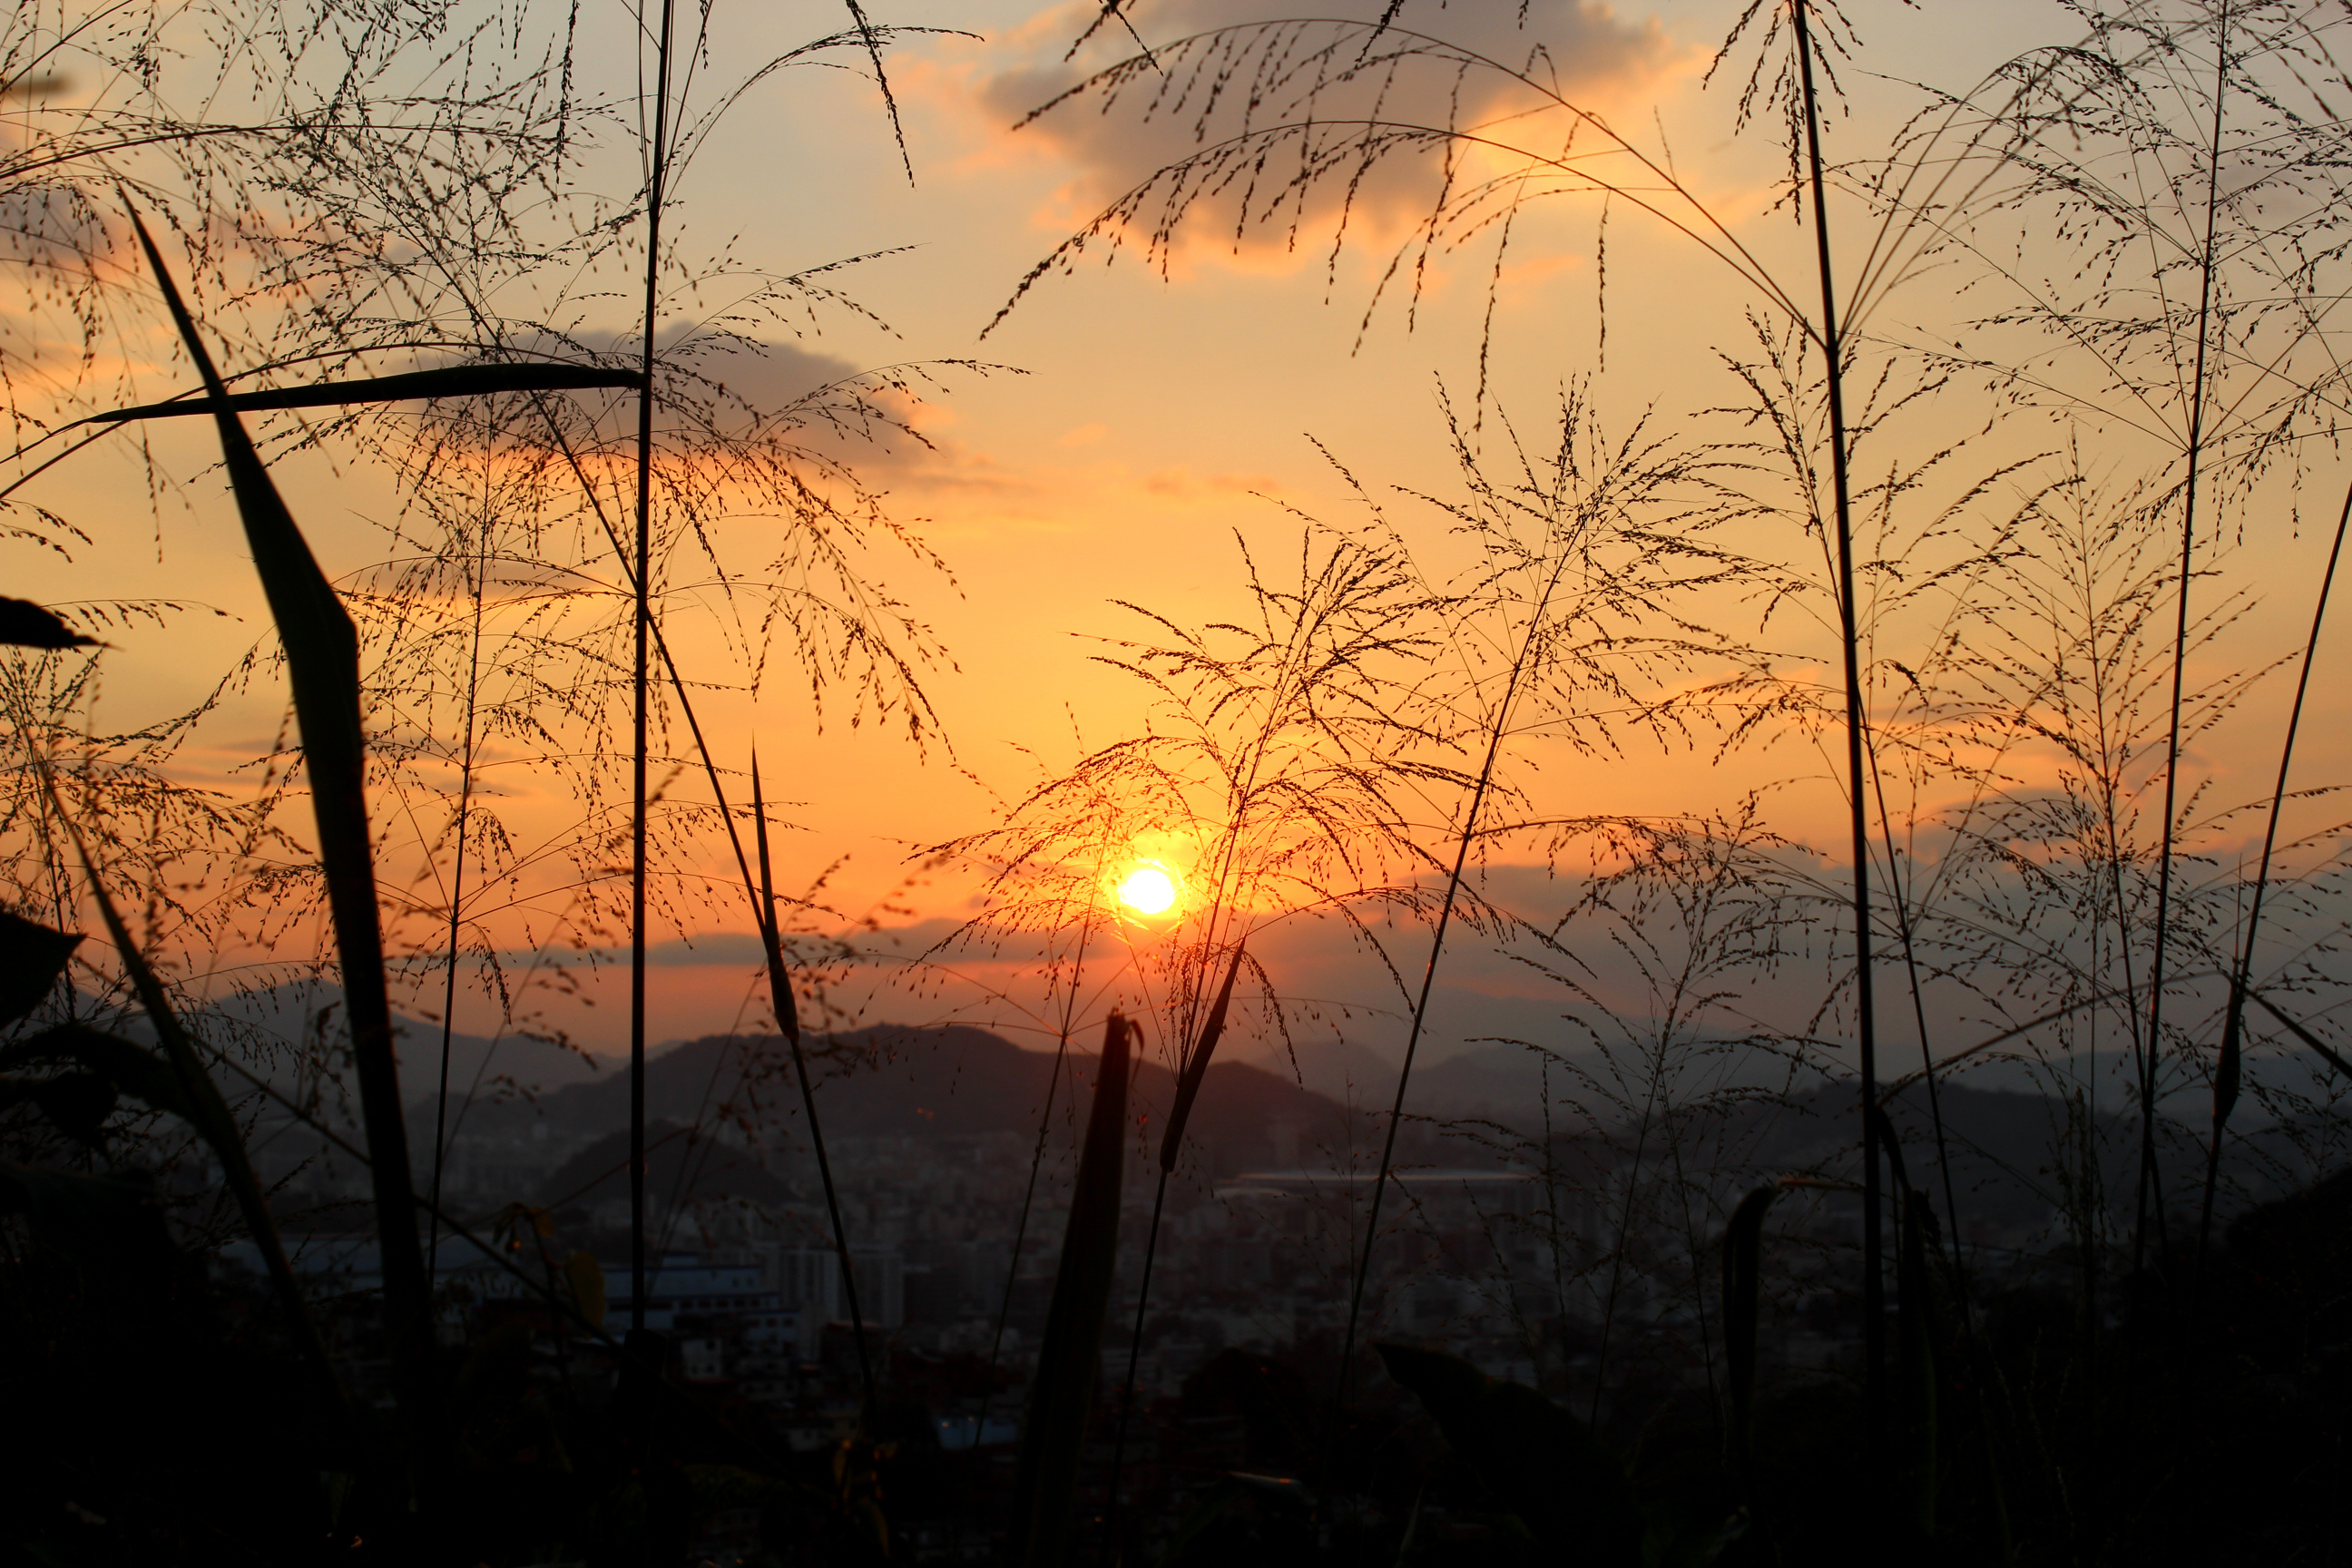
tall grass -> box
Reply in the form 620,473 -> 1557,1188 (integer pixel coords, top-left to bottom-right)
11,2 -> 2352,1561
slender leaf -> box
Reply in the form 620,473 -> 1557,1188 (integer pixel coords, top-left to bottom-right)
751,755 -> 874,1420
89,361 -> 644,423
122,203 -> 417,1434
1720,1185 -> 1777,1475
2247,990 -> 2352,1083
2202,481 -> 2350,1261
1159,941 -> 1246,1172
1008,1010 -> 1132,1568
0,596 -> 99,649
0,910 -> 81,1026
1377,1341 -> 1642,1566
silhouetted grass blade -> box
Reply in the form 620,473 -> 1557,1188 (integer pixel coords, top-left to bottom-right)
0,910 -> 81,1025
122,203 -> 427,1438
89,362 -> 646,423
1008,1010 -> 1132,1568
1159,941 -> 1245,1172
1376,1341 -> 1642,1564
1721,1184 -> 1777,1474
0,597 -> 100,648
2246,990 -> 2352,1082
751,755 -> 872,1419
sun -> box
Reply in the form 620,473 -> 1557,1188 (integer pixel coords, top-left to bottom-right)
1115,861 -> 1180,916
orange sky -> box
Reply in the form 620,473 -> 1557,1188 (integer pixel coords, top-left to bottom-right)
12,0 -> 2350,1060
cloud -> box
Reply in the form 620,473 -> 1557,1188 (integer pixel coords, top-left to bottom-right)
970,0 -> 1686,272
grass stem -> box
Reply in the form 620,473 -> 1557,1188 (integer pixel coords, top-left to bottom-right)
1792,0 -> 1883,1446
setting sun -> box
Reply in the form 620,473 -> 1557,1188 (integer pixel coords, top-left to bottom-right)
1115,862 -> 1179,916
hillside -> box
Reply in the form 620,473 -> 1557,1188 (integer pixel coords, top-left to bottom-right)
448,1023 -> 1387,1181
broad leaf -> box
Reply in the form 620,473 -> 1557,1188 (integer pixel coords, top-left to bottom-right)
0,597 -> 99,649
0,911 -> 81,1027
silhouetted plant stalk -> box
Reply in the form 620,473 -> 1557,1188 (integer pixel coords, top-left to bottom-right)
2198,478 -> 2350,1262
122,203 -> 444,1456
2142,2 -> 2235,1279
1782,0 -> 1887,1441
1007,1009 -> 1132,1568
1316,389 -> 1758,1413
999,5 -> 2004,1439
627,0 -> 679,1340
1885,5 -> 2352,1278
751,757 -> 875,1423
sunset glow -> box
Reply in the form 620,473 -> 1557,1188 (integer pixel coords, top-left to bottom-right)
1115,862 -> 1179,916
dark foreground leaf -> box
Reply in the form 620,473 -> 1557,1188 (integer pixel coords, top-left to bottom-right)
0,910 -> 81,1025
1009,1011 -> 1132,1567
0,596 -> 100,648
90,360 -> 645,423
125,201 -> 430,1437
1721,1183 -> 1778,1474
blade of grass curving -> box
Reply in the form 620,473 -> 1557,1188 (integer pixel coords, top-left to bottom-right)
1721,1184 -> 1777,1481
1791,0 -> 1884,1447
751,756 -> 875,1424
1157,940 -> 1247,1175
2198,477 -> 2349,1266
1105,940 -> 1246,1555
629,0 -> 681,1340
840,0 -> 915,184
122,202 -> 436,1446
2141,3 -> 2235,1279
2245,991 -> 2352,1083
87,362 -> 644,423
1007,1011 -> 1132,1568
1339,562 -> 1565,1414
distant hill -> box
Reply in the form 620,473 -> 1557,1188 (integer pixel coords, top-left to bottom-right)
453,1023 -> 1389,1180
542,1118 -> 799,1213
139,979 -> 607,1102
